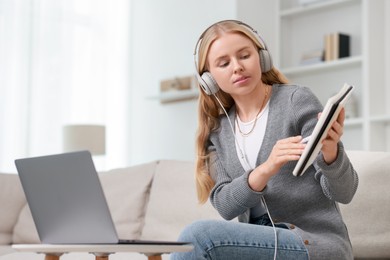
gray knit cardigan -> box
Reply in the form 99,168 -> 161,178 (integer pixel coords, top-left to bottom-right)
208,84 -> 359,260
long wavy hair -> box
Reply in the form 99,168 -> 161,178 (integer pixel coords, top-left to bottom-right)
195,20 -> 288,204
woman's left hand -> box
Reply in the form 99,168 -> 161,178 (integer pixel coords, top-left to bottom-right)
321,107 -> 345,164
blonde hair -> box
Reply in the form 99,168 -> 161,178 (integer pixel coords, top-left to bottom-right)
195,20 -> 288,204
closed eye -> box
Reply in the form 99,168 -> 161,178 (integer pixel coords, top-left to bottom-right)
218,60 -> 229,68
240,53 -> 250,60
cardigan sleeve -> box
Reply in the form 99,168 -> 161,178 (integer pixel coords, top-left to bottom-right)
315,143 -> 359,204
208,150 -> 266,220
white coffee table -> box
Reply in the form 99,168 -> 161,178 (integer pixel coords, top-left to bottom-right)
12,243 -> 193,260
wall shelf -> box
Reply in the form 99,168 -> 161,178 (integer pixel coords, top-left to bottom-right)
281,55 -> 362,76
345,117 -> 364,127
370,115 -> 390,123
280,0 -> 357,17
147,89 -> 199,104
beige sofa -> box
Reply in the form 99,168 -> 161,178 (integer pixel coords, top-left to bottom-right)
1,151 -> 389,260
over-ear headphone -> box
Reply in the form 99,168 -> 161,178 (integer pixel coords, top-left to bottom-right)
193,20 -> 273,96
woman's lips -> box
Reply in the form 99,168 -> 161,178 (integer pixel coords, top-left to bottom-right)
233,76 -> 249,84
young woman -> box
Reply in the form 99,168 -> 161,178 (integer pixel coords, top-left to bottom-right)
171,20 -> 358,260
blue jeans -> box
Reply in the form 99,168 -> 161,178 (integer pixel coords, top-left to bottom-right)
170,218 -> 309,260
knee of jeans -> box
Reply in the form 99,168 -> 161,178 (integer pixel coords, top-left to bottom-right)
177,219 -> 216,244
176,219 -> 219,259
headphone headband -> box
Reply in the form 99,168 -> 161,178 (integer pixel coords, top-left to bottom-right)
194,20 -> 269,63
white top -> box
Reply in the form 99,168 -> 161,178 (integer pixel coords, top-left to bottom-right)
235,101 -> 269,218
235,101 -> 269,171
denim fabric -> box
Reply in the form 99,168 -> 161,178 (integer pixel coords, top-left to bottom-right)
250,213 -> 289,230
171,219 -> 309,260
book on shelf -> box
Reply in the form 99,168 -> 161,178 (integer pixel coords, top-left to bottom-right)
324,32 -> 350,61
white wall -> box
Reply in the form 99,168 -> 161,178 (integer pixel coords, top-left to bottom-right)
125,0 -> 282,166
127,0 -> 236,165
236,0 -> 279,66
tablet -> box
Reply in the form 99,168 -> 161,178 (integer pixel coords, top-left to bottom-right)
293,83 -> 354,176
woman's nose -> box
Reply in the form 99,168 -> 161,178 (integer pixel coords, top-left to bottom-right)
232,59 -> 244,73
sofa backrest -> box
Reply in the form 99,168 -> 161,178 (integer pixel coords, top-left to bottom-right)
341,150 -> 390,258
0,173 -> 26,245
140,160 -> 222,241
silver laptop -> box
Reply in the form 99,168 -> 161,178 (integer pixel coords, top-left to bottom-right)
15,150 -> 188,245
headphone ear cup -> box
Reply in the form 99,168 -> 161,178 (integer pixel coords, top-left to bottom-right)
259,49 -> 273,73
200,72 -> 219,95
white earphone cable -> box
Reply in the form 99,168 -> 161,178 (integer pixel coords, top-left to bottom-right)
261,196 -> 278,260
213,94 -> 277,260
213,94 -> 251,170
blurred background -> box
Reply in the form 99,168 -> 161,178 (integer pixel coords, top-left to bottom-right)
1,0 -> 389,172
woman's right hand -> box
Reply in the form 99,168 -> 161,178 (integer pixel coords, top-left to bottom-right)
263,135 -> 305,176
248,136 -> 305,192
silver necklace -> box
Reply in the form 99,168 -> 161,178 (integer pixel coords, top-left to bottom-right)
236,85 -> 269,137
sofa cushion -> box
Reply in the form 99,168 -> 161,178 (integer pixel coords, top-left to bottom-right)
341,150 -> 390,258
12,161 -> 157,243
0,174 -> 26,245
141,160 -> 222,241
99,162 -> 156,240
